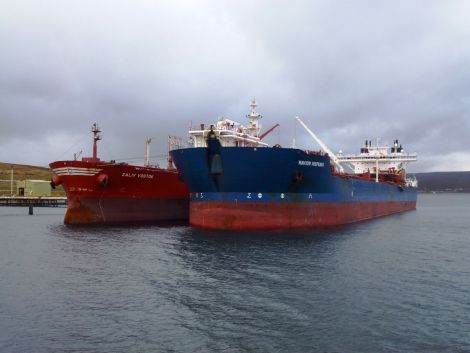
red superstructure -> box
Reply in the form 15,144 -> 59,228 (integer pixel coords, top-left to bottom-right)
50,124 -> 189,225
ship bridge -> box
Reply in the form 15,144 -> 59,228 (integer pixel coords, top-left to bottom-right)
189,100 -> 271,148
336,139 -> 417,175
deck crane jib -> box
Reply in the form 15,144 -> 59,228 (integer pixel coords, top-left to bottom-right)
295,117 -> 345,173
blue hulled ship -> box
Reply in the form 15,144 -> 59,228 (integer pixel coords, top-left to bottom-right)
170,101 -> 417,230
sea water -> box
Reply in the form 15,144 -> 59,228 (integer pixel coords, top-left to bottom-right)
0,194 -> 469,352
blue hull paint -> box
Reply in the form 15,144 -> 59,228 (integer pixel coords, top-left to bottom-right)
170,146 -> 418,204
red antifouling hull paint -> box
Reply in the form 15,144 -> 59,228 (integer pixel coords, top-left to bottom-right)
64,196 -> 188,225
190,201 -> 417,230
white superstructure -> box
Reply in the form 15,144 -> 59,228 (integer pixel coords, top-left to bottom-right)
337,139 -> 418,186
189,100 -> 269,148
337,139 -> 417,174
295,118 -> 417,186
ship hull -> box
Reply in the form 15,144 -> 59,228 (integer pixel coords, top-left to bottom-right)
50,160 -> 189,225
190,199 -> 416,230
170,146 -> 417,230
64,195 -> 189,225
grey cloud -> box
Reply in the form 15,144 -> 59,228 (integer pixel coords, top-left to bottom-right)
0,0 -> 469,171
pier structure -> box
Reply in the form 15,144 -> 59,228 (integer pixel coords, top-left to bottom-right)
0,196 -> 67,207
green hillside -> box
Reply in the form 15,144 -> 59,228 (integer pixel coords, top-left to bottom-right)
0,162 -> 65,196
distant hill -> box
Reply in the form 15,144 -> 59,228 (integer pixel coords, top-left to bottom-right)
0,162 -> 65,196
414,171 -> 470,192
0,162 -> 51,180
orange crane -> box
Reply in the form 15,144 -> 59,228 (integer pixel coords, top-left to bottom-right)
259,123 -> 280,140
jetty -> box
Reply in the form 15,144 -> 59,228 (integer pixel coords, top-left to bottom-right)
0,196 -> 67,207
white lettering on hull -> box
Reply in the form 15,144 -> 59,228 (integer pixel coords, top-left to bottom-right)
298,160 -> 324,167
122,172 -> 154,179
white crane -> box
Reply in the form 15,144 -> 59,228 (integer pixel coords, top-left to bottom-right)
295,116 -> 344,173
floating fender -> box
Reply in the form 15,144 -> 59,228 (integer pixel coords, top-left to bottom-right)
50,175 -> 62,188
206,131 -> 223,175
97,173 -> 109,187
210,154 -> 223,175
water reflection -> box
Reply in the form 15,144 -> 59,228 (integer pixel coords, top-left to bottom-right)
2,195 -> 469,352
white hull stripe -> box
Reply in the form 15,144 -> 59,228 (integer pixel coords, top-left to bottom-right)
53,167 -> 102,176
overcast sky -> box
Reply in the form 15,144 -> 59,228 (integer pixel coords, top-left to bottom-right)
1,0 -> 469,172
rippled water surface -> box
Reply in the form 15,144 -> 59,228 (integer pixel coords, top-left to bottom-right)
1,194 -> 469,352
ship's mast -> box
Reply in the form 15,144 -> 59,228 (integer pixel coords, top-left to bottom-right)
91,123 -> 102,160
144,138 -> 152,167
246,99 -> 262,137
10,165 -> 13,196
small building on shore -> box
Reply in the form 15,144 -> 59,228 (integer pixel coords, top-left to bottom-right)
16,180 -> 52,197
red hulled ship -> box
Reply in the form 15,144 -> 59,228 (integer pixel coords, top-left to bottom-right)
50,124 -> 189,225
